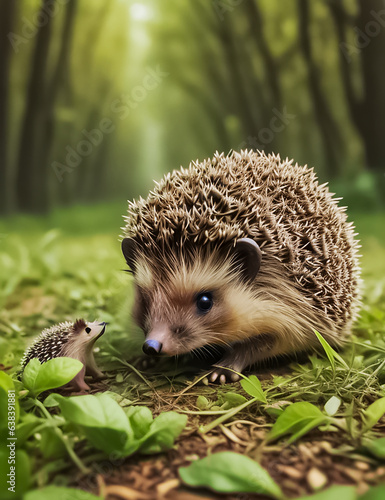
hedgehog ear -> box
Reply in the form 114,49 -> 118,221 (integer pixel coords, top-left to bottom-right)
232,238 -> 262,282
122,238 -> 137,273
73,318 -> 87,332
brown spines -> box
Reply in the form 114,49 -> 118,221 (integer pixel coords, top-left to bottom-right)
20,321 -> 75,368
123,150 -> 360,332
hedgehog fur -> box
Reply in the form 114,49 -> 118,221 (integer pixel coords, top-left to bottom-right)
20,319 -> 106,391
122,150 -> 360,383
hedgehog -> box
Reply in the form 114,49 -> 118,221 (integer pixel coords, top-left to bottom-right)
20,319 -> 107,391
121,150 -> 360,384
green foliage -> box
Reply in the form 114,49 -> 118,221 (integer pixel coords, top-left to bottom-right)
240,374 -> 267,402
0,449 -> 31,500
0,371 -> 19,428
314,331 -> 349,371
1,207 -> 385,498
267,402 -> 331,444
296,485 -> 357,500
363,437 -> 385,459
54,393 -> 135,454
179,451 -> 283,498
22,358 -> 83,397
362,398 -> 385,434
359,486 -> 385,500
24,486 -> 101,500
53,393 -> 187,457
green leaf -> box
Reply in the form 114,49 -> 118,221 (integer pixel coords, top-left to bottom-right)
56,393 -> 134,454
362,397 -> 385,433
359,485 -> 385,500
196,395 -> 210,410
0,449 -> 31,500
21,358 -> 42,393
125,406 -> 153,439
179,451 -> 283,498
221,392 -> 247,409
363,437 -> 385,459
314,331 -> 349,370
267,402 -> 329,443
240,375 -> 267,403
0,371 -> 19,430
138,412 -> 187,454
296,484 -> 357,500
24,486 -> 101,500
39,426 -> 67,459
22,357 -> 83,396
43,393 -> 60,407
16,413 -> 45,445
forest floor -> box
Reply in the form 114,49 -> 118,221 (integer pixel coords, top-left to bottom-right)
1,203 -> 385,500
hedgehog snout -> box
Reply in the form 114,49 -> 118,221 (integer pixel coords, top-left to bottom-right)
143,339 -> 162,355
143,323 -> 170,355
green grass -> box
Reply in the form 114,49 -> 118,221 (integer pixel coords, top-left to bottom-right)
0,202 -> 137,370
1,202 -> 385,499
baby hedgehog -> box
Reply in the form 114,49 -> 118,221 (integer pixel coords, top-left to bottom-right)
20,319 -> 106,391
122,150 -> 360,384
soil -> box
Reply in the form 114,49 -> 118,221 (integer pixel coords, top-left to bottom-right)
71,376 -> 385,500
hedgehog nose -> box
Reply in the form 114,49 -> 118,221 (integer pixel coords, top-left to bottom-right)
143,339 -> 162,356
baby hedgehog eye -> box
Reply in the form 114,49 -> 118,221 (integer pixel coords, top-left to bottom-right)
85,327 -> 91,334
196,292 -> 213,313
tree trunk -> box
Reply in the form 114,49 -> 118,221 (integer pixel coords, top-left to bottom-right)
357,0 -> 385,179
298,0 -> 343,176
39,0 -> 78,208
15,0 -> 54,213
244,0 -> 282,110
0,0 -> 15,213
329,0 -> 385,192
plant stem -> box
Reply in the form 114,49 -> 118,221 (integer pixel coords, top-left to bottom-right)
200,397 -> 259,434
34,398 -> 89,474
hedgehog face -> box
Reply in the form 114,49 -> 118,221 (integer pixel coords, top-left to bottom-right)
64,320 -> 106,359
123,238 -> 263,356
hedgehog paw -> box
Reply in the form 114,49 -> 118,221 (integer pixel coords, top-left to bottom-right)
210,367 -> 240,385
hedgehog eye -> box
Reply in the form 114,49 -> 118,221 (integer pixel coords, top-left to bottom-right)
85,327 -> 91,334
196,292 -> 213,313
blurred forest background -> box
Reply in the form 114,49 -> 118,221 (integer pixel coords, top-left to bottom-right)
0,0 -> 385,216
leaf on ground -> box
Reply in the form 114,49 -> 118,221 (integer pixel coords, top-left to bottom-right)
24,486 -> 101,500
267,402 -> 330,443
196,395 -> 210,410
137,411 -> 187,454
362,397 -> 385,433
125,405 -> 153,439
56,393 -> 134,454
363,437 -> 385,459
359,485 -> 385,500
296,484 -> 357,500
221,392 -> 247,409
324,396 -> 341,416
179,451 -> 283,498
22,357 -> 83,396
240,375 -> 267,403
56,393 -> 186,457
